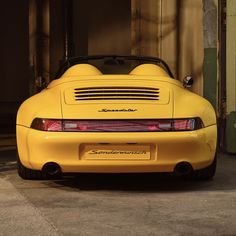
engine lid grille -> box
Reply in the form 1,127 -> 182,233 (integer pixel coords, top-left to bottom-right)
73,87 -> 160,101
64,85 -> 170,105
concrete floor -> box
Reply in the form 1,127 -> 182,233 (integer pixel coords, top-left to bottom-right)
0,137 -> 236,235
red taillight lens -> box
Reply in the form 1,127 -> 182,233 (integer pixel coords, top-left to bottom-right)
63,121 -> 89,131
31,118 -> 62,131
31,118 -> 203,132
173,119 -> 195,131
63,120 -> 173,132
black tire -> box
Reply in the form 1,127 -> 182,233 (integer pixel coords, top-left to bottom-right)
192,155 -> 217,181
17,155 -> 45,180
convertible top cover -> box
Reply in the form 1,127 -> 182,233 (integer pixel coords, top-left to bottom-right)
55,55 -> 174,78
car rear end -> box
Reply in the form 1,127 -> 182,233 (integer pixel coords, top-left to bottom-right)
17,75 -> 217,175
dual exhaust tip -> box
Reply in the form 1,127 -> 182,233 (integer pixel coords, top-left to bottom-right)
42,161 -> 193,178
42,162 -> 61,178
174,162 -> 193,176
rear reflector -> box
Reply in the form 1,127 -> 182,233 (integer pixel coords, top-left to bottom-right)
31,118 -> 203,132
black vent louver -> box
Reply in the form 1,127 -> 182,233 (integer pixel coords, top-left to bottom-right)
74,87 -> 160,101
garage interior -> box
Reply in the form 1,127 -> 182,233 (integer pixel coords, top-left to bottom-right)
0,0 -> 234,153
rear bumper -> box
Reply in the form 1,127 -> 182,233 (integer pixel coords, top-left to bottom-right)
16,125 -> 217,173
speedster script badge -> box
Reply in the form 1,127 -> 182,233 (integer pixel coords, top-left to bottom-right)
98,108 -> 137,112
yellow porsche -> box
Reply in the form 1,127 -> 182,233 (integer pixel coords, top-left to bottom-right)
16,56 -> 217,180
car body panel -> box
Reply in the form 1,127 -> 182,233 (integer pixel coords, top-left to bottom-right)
17,124 -> 216,172
17,76 -> 216,127
17,87 -> 62,128
61,77 -> 173,119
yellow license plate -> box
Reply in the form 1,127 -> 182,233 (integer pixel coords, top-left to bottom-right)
81,144 -> 151,160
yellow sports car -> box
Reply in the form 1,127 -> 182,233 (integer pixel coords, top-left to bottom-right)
16,56 -> 217,180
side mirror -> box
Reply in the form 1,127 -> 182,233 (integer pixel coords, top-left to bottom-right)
183,76 -> 193,88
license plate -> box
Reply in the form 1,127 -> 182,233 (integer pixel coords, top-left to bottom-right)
81,144 -> 151,160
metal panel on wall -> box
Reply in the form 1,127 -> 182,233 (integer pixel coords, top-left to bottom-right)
226,0 -> 236,153
131,0 -> 204,96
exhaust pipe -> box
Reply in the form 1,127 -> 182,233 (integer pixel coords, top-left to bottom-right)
174,162 -> 193,176
42,162 -> 61,177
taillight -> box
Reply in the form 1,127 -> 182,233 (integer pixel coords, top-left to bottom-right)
31,118 -> 62,131
173,119 -> 195,131
31,118 -> 204,132
63,120 -> 173,132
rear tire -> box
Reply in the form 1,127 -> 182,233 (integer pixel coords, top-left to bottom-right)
17,156 -> 44,180
192,155 -> 217,181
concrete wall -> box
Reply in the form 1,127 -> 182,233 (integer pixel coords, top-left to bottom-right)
0,1 -> 30,132
50,0 -> 66,78
73,0 -> 131,56
0,1 -> 29,103
29,0 -> 51,85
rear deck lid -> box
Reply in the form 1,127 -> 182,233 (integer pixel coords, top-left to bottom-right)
60,78 -> 173,119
